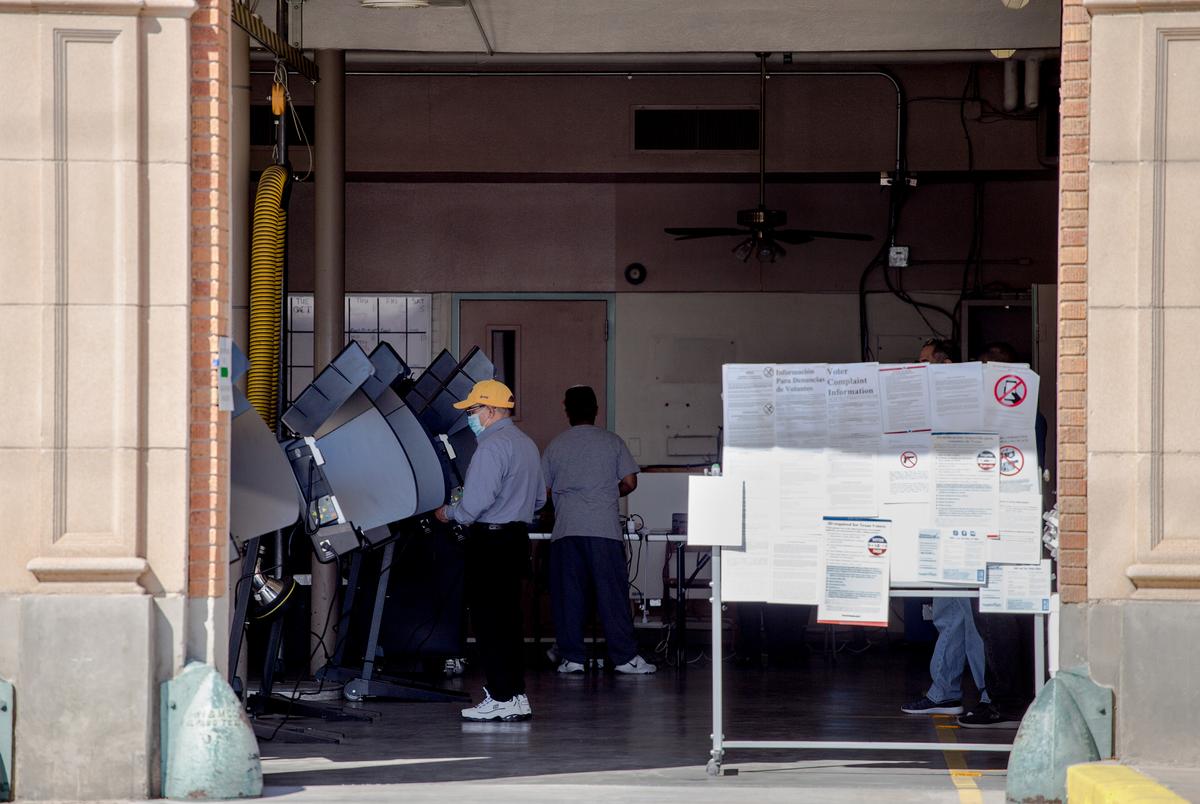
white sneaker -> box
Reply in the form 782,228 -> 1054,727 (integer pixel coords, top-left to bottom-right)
443,658 -> 465,677
557,659 -> 585,674
515,694 -> 532,718
461,689 -> 530,722
615,655 -> 657,675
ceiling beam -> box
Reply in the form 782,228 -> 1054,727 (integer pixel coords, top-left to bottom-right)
233,1 -> 320,82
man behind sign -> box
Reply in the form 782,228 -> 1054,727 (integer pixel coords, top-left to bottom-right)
901,339 -> 1005,728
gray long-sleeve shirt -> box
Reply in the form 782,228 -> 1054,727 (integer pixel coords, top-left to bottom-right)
449,417 -> 545,526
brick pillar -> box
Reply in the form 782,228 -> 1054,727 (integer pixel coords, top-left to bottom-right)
1056,0 -> 1090,604
189,0 -> 231,611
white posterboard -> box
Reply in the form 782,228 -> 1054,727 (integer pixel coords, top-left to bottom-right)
686,475 -> 744,547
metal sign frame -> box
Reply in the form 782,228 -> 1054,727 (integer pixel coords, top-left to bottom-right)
705,546 -> 1046,776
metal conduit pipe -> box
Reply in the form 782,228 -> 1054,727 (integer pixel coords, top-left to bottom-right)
334,49 -> 1062,66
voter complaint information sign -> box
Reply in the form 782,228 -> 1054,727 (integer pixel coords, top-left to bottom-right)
720,361 -> 1045,616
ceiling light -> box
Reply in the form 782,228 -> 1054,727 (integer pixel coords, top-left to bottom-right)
1001,0 -> 1030,8
990,49 -> 1017,59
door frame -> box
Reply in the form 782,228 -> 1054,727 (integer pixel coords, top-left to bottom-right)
452,292 -> 617,431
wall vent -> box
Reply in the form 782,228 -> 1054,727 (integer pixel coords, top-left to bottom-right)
633,107 -> 758,151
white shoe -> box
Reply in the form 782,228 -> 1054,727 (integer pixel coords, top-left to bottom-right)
615,655 -> 657,674
443,658 -> 465,677
461,689 -> 530,721
515,694 -> 532,718
557,659 -> 585,674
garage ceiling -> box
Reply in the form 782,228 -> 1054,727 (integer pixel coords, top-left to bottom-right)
289,0 -> 1061,58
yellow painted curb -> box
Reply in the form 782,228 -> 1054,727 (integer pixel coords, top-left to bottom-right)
1068,762 -> 1189,803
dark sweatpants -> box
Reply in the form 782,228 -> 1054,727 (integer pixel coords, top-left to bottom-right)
550,536 -> 638,665
464,523 -> 530,701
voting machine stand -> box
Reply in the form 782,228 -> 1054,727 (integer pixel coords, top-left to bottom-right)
704,545 -> 1047,776
339,539 -> 469,703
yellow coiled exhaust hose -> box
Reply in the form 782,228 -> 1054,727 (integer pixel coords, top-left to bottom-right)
247,164 -> 290,431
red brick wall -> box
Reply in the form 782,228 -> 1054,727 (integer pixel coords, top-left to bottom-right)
1057,0 -> 1090,603
189,0 -> 230,598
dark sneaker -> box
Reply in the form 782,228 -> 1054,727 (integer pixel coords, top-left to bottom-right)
957,702 -> 1011,728
901,696 -> 964,715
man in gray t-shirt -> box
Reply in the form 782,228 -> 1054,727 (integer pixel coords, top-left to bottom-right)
542,386 -> 656,674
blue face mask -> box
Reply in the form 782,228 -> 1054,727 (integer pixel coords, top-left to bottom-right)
467,412 -> 485,436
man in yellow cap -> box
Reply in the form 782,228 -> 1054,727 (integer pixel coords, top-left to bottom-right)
435,379 -> 545,721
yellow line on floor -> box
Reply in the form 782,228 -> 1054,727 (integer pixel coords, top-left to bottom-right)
934,714 -> 985,804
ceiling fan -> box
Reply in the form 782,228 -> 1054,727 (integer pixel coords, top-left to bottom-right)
663,54 -> 873,263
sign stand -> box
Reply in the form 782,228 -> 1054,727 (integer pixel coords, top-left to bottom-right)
705,544 -> 1046,776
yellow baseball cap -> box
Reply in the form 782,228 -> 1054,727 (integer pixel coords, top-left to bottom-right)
453,379 -> 515,409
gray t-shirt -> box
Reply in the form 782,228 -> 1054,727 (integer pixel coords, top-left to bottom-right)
542,425 -> 639,541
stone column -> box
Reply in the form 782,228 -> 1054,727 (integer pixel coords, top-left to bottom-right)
0,0 -> 197,796
1069,0 -> 1200,765
229,22 -> 251,688
312,48 -> 346,672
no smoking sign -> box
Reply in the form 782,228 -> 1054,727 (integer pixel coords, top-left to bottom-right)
900,450 -> 919,468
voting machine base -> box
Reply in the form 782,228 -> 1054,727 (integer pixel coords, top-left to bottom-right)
703,546 -> 1045,776
228,537 -> 370,744
318,538 -> 469,704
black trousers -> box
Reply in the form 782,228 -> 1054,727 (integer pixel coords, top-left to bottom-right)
464,523 -> 530,701
550,536 -> 639,665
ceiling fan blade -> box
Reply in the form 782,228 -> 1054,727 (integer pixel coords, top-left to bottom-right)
771,231 -> 814,245
774,228 -> 874,243
664,227 -> 750,240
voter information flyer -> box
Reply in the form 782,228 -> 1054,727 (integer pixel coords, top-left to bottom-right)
992,431 -> 1044,564
933,433 -> 1001,535
980,560 -> 1052,614
721,365 -> 778,601
914,527 -> 987,585
983,362 -> 1040,434
929,363 -> 985,432
881,431 -> 933,505
817,518 -> 892,627
878,363 -> 932,434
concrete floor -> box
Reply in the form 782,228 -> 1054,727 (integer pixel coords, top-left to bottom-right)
258,645 -> 1018,802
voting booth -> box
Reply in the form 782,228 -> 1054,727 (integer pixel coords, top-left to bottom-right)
694,361 -> 1052,775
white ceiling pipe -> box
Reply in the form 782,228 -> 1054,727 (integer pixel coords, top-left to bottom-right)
285,48 -> 1062,67
1003,58 -> 1019,111
1024,56 -> 1041,109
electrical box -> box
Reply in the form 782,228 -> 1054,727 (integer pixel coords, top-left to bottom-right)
888,246 -> 910,268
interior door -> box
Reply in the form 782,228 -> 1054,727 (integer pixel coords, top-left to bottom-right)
459,299 -> 608,451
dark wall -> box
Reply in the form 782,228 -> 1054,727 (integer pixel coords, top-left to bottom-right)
255,61 -> 1058,295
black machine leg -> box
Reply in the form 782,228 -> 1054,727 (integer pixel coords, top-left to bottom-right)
531,542 -> 543,662
228,536 -> 259,696
343,541 -> 469,703
244,555 -> 373,726
675,541 -> 687,668
315,550 -> 364,684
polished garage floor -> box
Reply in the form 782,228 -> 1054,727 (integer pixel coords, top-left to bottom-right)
258,645 -> 1020,802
